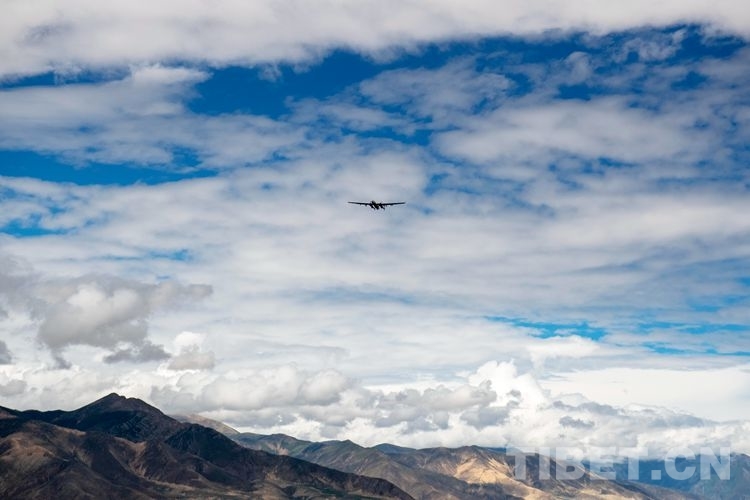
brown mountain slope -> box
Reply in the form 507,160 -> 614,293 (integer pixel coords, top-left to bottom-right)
236,434 -> 521,500
0,394 -> 412,500
381,445 -> 663,500
234,433 -> 672,500
0,418 -> 244,499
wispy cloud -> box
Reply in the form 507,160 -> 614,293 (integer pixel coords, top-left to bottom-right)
0,65 -> 305,167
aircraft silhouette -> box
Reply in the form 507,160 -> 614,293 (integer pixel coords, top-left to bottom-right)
348,200 -> 406,210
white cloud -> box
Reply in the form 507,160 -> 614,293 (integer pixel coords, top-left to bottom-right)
0,256 -> 211,366
616,28 -> 688,62
152,365 -> 353,411
542,364 -> 750,422
172,331 -> 206,350
468,361 -> 548,410
358,59 -> 511,124
1,114 -> 748,373
0,66 -> 305,167
35,278 -> 211,353
299,369 -> 351,405
435,96 -> 712,166
2,1 -> 750,78
147,358 -> 750,455
167,331 -> 215,370
526,336 -> 601,370
168,345 -> 215,371
1,351 -> 748,457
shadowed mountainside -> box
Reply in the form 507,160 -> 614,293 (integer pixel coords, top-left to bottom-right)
0,394 -> 412,499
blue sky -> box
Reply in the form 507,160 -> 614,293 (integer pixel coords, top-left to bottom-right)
1,2 -> 750,456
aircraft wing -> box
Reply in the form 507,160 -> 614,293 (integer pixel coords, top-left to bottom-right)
380,202 -> 405,206
348,201 -> 370,205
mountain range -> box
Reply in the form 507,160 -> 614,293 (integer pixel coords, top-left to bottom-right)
1,394 -> 747,499
0,394 -> 409,499
229,432 -> 688,500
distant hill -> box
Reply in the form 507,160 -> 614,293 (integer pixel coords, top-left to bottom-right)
0,394 -> 411,499
235,433 -> 519,499
232,431 -> 750,500
233,432 -> 677,499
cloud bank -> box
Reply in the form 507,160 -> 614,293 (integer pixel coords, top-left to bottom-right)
2,355 -> 747,457
3,1 -> 750,78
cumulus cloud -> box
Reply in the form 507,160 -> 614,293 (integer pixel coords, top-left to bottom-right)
0,352 -> 746,458
468,361 -> 548,409
299,369 -> 351,405
36,278 -> 211,354
38,283 -> 149,350
143,358 -> 750,456
0,256 -> 211,365
373,383 -> 497,430
166,331 -> 215,371
152,365 -> 353,412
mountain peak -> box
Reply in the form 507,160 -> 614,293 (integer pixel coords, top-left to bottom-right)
25,393 -> 184,442
86,393 -> 160,413
95,392 -> 125,403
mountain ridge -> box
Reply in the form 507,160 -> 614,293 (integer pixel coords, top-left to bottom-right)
227,427 -> 746,500
231,430 -> 681,499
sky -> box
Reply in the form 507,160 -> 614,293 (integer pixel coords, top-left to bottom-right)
1,1 -> 750,459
